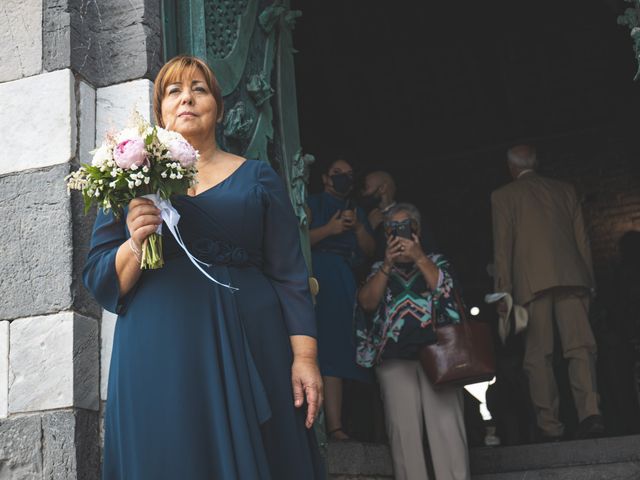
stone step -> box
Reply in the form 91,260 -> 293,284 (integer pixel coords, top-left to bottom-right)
327,435 -> 640,480
327,442 -> 394,479
471,434 -> 640,479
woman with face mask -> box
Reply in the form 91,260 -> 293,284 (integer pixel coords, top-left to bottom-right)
308,157 -> 375,440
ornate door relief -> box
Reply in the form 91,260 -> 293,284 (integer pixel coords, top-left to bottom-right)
162,0 -> 315,267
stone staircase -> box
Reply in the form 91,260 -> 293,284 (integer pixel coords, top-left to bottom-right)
327,435 -> 640,479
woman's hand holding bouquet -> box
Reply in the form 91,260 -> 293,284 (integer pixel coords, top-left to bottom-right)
66,112 -> 199,269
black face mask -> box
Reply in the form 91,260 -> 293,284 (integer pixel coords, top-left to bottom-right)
330,174 -> 353,195
359,192 -> 382,212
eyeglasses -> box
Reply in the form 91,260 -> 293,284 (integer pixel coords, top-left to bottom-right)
384,219 -> 418,237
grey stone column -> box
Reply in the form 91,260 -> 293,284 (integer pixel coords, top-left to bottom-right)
0,1 -> 162,478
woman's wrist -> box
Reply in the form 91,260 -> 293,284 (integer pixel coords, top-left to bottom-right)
290,335 -> 318,361
415,254 -> 430,267
380,263 -> 392,275
128,238 -> 141,263
293,354 -> 317,364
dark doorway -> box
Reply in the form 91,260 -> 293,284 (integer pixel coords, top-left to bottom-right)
292,0 -> 640,441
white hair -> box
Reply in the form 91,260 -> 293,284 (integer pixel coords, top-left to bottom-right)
385,203 -> 422,231
507,145 -> 538,170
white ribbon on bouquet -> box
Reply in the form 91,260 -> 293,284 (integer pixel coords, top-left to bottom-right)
142,193 -> 238,292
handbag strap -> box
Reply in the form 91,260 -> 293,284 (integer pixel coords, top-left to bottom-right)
432,287 -> 468,330
453,289 -> 469,323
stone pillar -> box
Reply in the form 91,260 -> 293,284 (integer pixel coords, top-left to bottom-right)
0,1 -> 162,478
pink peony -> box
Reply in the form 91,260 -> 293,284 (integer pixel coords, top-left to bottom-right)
113,138 -> 148,169
167,139 -> 198,167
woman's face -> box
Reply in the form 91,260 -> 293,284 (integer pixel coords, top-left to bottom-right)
322,160 -> 354,197
160,69 -> 218,142
387,211 -> 416,263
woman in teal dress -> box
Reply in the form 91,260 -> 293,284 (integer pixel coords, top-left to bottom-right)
308,157 -> 375,440
83,56 -> 325,479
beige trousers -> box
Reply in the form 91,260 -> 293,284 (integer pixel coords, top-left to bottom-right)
376,359 -> 470,480
524,288 -> 600,436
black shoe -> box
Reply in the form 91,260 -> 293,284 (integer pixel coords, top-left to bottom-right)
573,414 -> 605,440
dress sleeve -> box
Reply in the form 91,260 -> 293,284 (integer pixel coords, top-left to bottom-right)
491,190 -> 514,296
82,208 -> 132,314
259,162 -> 317,337
430,254 -> 462,324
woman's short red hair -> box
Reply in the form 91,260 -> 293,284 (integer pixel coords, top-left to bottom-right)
153,55 -> 224,127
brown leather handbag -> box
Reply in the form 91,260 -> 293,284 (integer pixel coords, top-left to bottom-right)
419,290 -> 496,387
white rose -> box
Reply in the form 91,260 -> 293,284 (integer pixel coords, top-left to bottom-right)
156,127 -> 184,145
91,144 -> 113,167
115,128 -> 142,144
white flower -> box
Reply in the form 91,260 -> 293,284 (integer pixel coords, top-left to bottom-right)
144,177 -> 150,185
127,181 -> 134,189
91,144 -> 113,167
135,179 -> 142,186
156,127 -> 185,145
169,173 -> 176,179
115,128 -> 142,144
161,172 -> 168,178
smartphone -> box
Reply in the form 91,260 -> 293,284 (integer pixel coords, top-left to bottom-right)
394,222 -> 413,239
339,198 -> 356,219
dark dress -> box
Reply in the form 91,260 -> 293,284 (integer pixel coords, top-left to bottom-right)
308,192 -> 372,382
83,160 -> 325,480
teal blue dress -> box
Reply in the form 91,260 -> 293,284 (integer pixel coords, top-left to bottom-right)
83,160 -> 325,480
308,192 -> 373,382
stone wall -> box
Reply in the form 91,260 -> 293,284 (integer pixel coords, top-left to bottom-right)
0,1 -> 162,478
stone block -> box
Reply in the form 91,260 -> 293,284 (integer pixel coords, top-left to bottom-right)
0,0 -> 43,83
0,69 -> 76,175
0,323 -> 7,419
71,78 -> 101,320
41,410 -> 77,477
42,409 -> 100,480
0,164 -> 73,320
43,0 -> 163,87
8,312 -> 99,413
77,79 -> 96,166
43,0 -> 72,73
73,409 -> 100,480
0,414 -> 43,479
74,314 -> 100,410
71,191 -> 100,320
0,410 -> 100,480
100,310 -> 117,401
96,78 -> 154,143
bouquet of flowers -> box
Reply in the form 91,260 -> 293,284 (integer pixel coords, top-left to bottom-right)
66,112 -> 199,269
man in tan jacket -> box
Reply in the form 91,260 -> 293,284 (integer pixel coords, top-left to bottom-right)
491,145 -> 603,440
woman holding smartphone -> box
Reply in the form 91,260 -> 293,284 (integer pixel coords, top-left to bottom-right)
356,203 -> 470,480
308,156 -> 375,440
